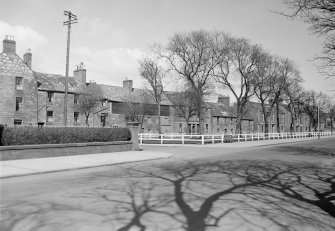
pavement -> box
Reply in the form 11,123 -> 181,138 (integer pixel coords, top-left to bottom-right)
0,151 -> 173,179
0,135 -> 333,179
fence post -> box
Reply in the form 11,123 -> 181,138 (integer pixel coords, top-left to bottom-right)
182,134 -> 184,144
212,134 -> 214,144
161,134 -> 163,144
221,134 -> 224,143
237,134 -> 240,142
202,135 -> 204,145
139,134 -> 143,144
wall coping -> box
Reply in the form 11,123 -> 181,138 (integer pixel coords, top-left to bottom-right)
0,141 -> 132,151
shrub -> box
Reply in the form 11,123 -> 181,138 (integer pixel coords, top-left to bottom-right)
0,127 -> 131,146
0,124 -> 4,146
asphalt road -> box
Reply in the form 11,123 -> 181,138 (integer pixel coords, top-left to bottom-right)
1,138 -> 335,231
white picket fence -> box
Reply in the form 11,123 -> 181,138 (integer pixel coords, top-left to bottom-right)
139,131 -> 334,145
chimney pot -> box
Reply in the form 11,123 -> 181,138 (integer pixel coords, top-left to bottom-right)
23,49 -> 32,68
123,79 -> 133,92
74,62 -> 87,84
218,95 -> 230,108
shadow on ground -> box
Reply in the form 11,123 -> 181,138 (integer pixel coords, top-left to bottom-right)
2,157 -> 334,231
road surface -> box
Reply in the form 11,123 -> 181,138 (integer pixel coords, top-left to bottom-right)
1,138 -> 335,231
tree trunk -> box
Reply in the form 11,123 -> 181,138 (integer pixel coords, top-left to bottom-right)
235,102 -> 243,134
264,113 -> 269,134
85,112 -> 90,127
157,102 -> 161,134
235,115 -> 242,134
185,118 -> 190,134
198,104 -> 203,134
276,102 -> 280,133
290,115 -> 294,133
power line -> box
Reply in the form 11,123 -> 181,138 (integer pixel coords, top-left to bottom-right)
63,10 -> 78,127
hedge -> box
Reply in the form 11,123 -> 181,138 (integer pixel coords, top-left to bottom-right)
0,127 -> 131,146
0,124 -> 4,146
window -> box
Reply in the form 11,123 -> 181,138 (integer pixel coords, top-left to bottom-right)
101,113 -> 107,127
47,92 -> 54,102
205,124 -> 209,133
47,111 -> 53,122
15,97 -> 23,111
15,77 -> 23,89
14,119 -> 22,126
102,100 -> 107,107
74,112 -> 79,123
74,94 -> 78,104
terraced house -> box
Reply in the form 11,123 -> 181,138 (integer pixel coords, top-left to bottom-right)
0,37 -> 312,134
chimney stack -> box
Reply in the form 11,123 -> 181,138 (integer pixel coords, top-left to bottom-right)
123,78 -> 133,92
3,35 -> 16,53
23,49 -> 32,68
73,62 -> 87,84
218,95 -> 230,108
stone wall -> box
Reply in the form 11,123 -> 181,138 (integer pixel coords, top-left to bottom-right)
0,141 -> 133,160
0,52 -> 36,126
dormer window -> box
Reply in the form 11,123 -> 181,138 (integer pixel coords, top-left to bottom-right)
15,77 -> 23,89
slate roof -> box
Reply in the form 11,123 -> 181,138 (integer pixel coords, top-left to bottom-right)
206,102 -> 235,117
34,72 -> 78,93
98,84 -> 172,105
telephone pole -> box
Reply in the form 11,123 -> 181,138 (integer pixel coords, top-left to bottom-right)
63,11 -> 77,126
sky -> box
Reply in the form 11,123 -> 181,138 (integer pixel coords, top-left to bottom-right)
1,0 -> 334,100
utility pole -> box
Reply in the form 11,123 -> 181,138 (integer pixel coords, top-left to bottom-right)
63,11 -> 77,126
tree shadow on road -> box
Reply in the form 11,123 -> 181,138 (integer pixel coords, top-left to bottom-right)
2,159 -> 334,231
270,144 -> 335,157
81,159 -> 335,231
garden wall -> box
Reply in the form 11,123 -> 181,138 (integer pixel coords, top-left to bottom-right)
0,141 -> 133,161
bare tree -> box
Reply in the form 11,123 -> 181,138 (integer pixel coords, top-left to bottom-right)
157,30 -> 220,134
213,33 -> 258,134
281,0 -> 335,78
166,88 -> 198,134
138,57 -> 166,134
282,73 -> 304,132
76,83 -> 103,127
273,58 -> 300,133
252,50 -> 278,133
122,91 -> 152,132
326,97 -> 335,134
299,90 -> 329,131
